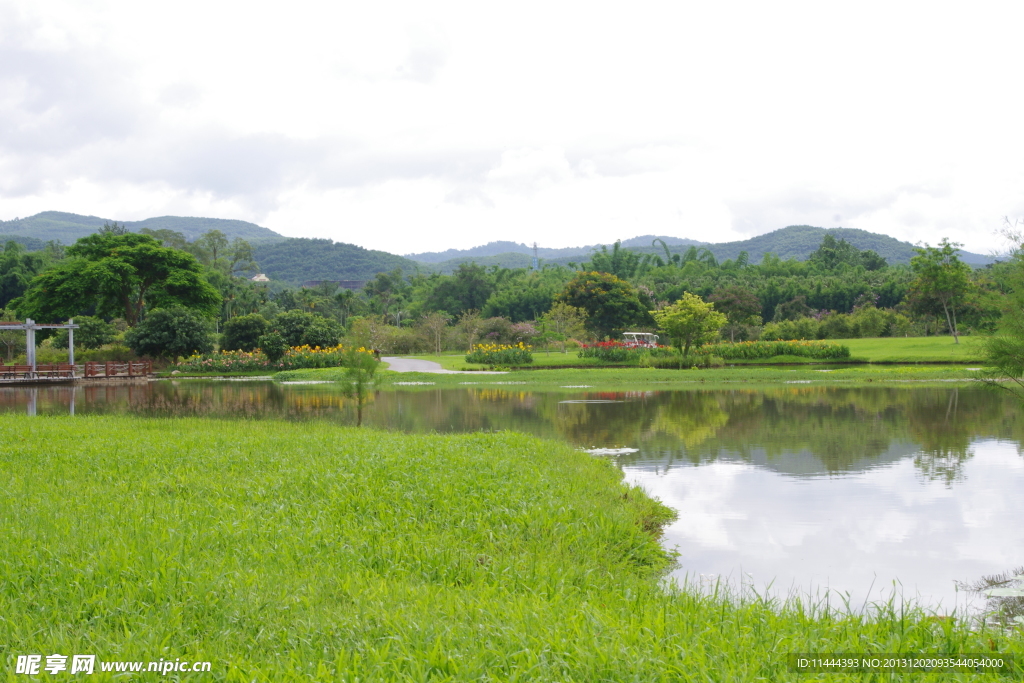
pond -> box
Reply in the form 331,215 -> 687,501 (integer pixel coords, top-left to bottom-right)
4,379 -> 1023,614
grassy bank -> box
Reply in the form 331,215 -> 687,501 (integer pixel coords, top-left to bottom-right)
3,415 -> 1017,680
282,363 -> 988,388
414,336 -> 987,371
843,336 -> 986,363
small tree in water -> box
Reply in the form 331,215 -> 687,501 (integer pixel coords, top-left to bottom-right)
342,347 -> 381,426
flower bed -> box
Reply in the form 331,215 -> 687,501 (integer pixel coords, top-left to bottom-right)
578,341 -> 669,363
176,344 -> 364,373
707,340 -> 850,360
465,342 -> 533,366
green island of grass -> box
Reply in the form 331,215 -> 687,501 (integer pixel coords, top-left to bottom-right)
5,414 -> 1018,680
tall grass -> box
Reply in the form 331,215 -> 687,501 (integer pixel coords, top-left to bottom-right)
1,415 -> 1017,681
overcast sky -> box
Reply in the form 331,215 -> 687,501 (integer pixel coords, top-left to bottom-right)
2,1 -> 1022,255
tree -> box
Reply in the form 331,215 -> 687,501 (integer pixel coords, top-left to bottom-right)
257,331 -> 288,362
52,316 -> 116,350
272,310 -> 343,348
982,227 -> 1024,400
652,293 -> 727,356
0,241 -> 45,308
455,310 -> 485,352
708,285 -> 762,342
538,302 -> 587,353
426,264 -> 495,317
0,307 -> 24,361
417,312 -> 450,355
555,271 -> 648,339
124,307 -> 215,358
341,347 -> 381,427
909,239 -> 972,343
15,232 -> 220,326
139,227 -> 188,250
221,313 -> 270,351
194,229 -> 230,266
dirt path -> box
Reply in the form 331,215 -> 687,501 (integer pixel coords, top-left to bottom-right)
381,357 -> 507,374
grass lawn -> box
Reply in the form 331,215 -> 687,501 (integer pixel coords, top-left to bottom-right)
282,364 -> 990,389
407,336 -> 987,372
3,414 -> 1017,681
843,336 -> 987,363
401,352 -> 621,371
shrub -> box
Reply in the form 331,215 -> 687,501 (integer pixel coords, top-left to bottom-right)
708,340 -> 850,360
222,314 -> 270,351
176,344 -> 358,373
465,342 -> 533,366
257,332 -> 288,362
578,341 -> 670,363
272,311 -> 343,348
51,316 -> 116,350
125,307 -> 215,359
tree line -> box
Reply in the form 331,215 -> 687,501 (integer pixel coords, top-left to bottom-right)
0,223 -> 1016,360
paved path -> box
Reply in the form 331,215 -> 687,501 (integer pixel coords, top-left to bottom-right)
381,357 -> 507,374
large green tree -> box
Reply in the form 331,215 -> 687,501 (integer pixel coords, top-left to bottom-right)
15,232 -> 220,326
555,271 -> 648,339
652,292 -> 727,356
909,239 -> 972,342
124,306 -> 215,358
708,285 -> 761,342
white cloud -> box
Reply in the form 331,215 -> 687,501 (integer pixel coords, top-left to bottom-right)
2,0 -> 1024,253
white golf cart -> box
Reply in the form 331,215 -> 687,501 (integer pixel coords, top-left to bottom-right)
621,332 -> 660,348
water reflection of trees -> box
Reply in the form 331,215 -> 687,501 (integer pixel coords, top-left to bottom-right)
3,382 -> 1022,476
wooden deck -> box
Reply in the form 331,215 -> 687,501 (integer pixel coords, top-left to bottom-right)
0,361 -> 152,384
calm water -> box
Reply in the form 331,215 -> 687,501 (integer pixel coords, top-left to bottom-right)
4,379 -> 1023,612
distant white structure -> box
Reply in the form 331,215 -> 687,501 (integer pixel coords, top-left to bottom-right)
250,273 -> 270,282
622,332 -> 659,348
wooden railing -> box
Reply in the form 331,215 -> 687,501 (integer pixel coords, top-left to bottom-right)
83,361 -> 152,378
0,361 -> 151,382
0,363 -> 76,381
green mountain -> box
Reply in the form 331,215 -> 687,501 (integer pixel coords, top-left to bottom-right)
0,211 -> 286,244
406,235 -> 703,264
253,238 -> 422,285
418,226 -> 996,269
691,226 -> 995,266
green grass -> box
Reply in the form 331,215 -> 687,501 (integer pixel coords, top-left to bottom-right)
407,337 -> 986,372
281,364 -> 989,389
843,336 -> 987,363
2,415 -> 1018,681
402,352 -> 624,371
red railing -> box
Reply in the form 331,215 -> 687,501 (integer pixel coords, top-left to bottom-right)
83,361 -> 152,378
0,361 -> 151,382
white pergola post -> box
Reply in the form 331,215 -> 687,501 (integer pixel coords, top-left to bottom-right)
68,318 -> 75,367
25,318 -> 35,373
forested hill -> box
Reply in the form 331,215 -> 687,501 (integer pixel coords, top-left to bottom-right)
692,226 -> 995,266
0,211 -> 286,244
414,226 -> 996,270
406,235 -> 703,264
253,238 -> 421,285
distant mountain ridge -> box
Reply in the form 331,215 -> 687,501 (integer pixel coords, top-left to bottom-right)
253,238 -> 420,285
411,226 -> 996,269
406,235 -> 704,264
0,211 -> 286,244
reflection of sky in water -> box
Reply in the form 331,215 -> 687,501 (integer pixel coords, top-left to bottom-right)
624,439 -> 1024,611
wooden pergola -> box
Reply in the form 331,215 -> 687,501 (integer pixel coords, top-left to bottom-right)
0,318 -> 79,372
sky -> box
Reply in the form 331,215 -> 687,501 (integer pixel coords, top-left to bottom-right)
2,1 -> 1023,255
